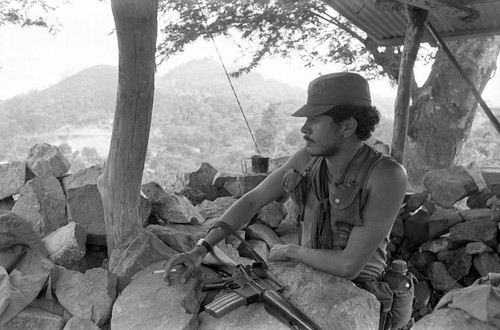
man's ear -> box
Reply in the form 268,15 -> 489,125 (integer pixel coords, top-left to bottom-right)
342,117 -> 358,137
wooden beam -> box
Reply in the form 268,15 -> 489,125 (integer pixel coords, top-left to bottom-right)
377,0 -> 480,20
391,6 -> 428,165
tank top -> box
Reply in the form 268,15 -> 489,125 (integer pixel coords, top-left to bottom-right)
281,143 -> 395,281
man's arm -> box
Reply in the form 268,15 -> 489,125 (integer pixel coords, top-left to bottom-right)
270,158 -> 407,280
163,147 -> 311,284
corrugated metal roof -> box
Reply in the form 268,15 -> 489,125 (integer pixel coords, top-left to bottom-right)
325,0 -> 500,46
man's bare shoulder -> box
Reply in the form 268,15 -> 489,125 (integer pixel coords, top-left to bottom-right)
284,147 -> 314,173
368,157 -> 407,191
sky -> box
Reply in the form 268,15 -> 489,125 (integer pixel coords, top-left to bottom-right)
1,0 -> 499,107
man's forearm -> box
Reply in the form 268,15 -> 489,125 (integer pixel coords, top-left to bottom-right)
203,194 -> 262,250
285,244 -> 355,279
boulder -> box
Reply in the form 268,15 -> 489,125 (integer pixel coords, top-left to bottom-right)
428,207 -> 463,239
142,182 -> 205,224
54,267 -> 117,327
63,316 -> 100,330
60,164 -> 103,192
213,173 -> 267,198
413,307 -> 498,330
66,184 -> 106,245
472,252 -> 500,277
0,161 -> 27,200
199,262 -> 379,330
465,242 -> 493,255
449,220 -> 498,245
26,143 -> 71,178
423,166 -> 478,208
1,306 -> 64,330
244,223 -> 282,248
196,196 -> 238,220
111,261 -> 220,330
459,208 -> 491,222
427,262 -> 457,291
436,248 -> 472,280
42,221 -> 87,266
256,200 -> 285,228
12,175 -> 67,236
108,230 -> 177,291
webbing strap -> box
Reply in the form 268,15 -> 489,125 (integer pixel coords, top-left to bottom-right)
209,220 -> 268,269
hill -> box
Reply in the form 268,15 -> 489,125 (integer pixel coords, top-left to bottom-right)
0,59 -> 395,179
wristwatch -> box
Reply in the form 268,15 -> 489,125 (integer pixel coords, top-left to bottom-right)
196,238 -> 212,253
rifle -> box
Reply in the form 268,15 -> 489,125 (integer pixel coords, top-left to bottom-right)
201,221 -> 322,330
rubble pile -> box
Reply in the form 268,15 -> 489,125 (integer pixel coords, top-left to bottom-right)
0,143 -> 499,329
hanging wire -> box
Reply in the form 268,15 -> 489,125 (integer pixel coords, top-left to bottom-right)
195,2 -> 261,155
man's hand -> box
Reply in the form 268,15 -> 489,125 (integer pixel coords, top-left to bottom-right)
162,247 -> 206,285
269,244 -> 294,262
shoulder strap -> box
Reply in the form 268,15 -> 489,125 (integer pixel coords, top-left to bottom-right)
209,220 -> 268,269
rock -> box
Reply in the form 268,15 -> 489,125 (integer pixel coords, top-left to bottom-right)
111,261 -> 220,330
436,248 -> 472,280
54,267 -> 117,327
0,196 -> 15,211
448,220 -> 498,245
410,251 -> 436,274
199,262 -> 379,330
12,175 -> 67,236
423,166 -> 478,208
256,200 -> 285,228
0,161 -> 27,200
142,182 -> 205,224
481,165 -> 500,195
413,281 -> 431,313
466,188 -> 495,209
26,143 -> 71,178
146,223 -> 207,253
66,184 -> 106,245
403,191 -> 429,213
279,232 -> 299,245
196,196 -> 238,220
1,306 -> 64,330
428,207 -> 463,240
244,223 -> 282,248
213,173 -> 267,198
60,164 -> 103,192
420,237 -> 457,254
472,252 -> 500,277
42,221 -> 87,266
163,162 -> 219,202
238,239 -> 269,264
63,316 -> 100,330
465,242 -> 493,255
427,262 -> 457,291
403,210 -> 430,245
390,216 -> 405,242
459,208 -> 491,222
108,230 -> 177,291
413,307 -> 498,330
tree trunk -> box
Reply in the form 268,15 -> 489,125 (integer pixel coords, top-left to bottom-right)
405,35 -> 500,190
98,0 -> 158,254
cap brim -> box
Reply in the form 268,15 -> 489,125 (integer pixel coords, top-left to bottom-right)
291,104 -> 334,117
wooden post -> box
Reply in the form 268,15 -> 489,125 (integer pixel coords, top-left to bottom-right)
98,0 -> 158,254
391,6 -> 428,164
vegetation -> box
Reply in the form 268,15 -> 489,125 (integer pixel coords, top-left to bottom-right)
1,59 -> 498,183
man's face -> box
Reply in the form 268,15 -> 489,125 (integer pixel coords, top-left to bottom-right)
300,115 -> 344,157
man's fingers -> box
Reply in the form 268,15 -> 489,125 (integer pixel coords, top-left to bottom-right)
180,265 -> 196,284
163,254 -> 183,284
